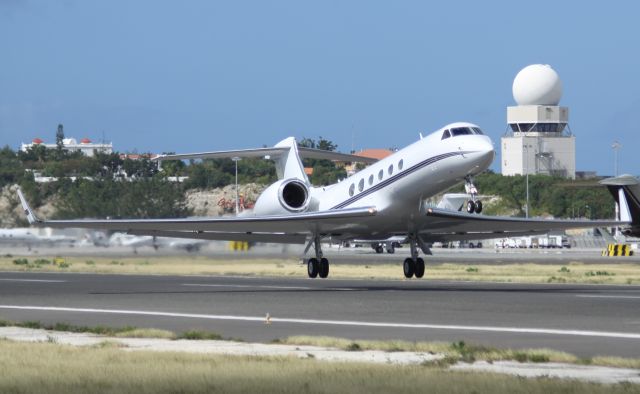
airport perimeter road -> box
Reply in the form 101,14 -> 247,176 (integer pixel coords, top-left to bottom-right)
0,271 -> 639,358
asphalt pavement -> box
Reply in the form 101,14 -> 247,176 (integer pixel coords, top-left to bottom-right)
0,270 -> 639,358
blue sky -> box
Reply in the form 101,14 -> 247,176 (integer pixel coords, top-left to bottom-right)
1,1 -> 639,175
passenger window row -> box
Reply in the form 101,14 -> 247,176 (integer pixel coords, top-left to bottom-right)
348,159 -> 404,197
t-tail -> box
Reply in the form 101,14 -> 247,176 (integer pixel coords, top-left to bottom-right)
600,174 -> 640,237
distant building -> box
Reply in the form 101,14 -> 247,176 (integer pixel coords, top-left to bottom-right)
344,149 -> 394,175
21,137 -> 113,157
119,153 -> 159,161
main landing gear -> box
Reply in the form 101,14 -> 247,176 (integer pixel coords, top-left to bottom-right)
306,236 -> 329,279
403,236 -> 425,279
465,176 -> 483,214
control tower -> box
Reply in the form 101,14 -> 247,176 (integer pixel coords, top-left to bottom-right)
501,64 -> 576,179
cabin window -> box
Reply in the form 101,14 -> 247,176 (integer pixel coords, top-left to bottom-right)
388,164 -> 394,176
378,169 -> 383,180
441,129 -> 451,140
358,178 -> 364,192
349,183 -> 355,197
398,159 -> 404,170
368,174 -> 374,185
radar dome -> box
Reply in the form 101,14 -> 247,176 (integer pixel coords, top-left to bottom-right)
512,64 -> 562,106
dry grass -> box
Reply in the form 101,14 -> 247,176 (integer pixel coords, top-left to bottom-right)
1,255 -> 639,284
0,339 -> 636,394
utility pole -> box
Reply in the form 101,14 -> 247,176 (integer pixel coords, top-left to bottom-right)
232,157 -> 241,215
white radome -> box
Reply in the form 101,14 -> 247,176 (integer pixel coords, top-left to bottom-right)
512,64 -> 563,106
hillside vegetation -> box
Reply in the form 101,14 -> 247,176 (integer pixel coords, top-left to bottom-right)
0,137 -> 616,226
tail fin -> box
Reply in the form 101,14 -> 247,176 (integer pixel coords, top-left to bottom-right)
600,174 -> 640,236
273,137 -> 309,183
16,188 -> 41,225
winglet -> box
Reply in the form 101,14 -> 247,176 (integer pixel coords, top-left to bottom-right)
16,188 -> 40,225
618,187 -> 632,222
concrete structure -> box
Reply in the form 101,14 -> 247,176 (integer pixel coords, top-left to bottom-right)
21,137 -> 113,157
501,65 -> 576,179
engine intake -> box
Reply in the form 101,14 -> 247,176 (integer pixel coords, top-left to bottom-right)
253,178 -> 311,215
280,179 -> 309,211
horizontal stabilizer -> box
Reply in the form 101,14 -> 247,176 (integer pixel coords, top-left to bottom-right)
154,146 -> 377,164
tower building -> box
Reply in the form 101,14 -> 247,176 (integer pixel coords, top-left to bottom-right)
501,64 -> 576,179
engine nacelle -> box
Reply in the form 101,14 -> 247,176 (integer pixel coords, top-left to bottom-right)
252,178 -> 310,215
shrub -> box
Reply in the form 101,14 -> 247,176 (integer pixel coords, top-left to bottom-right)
13,258 -> 29,265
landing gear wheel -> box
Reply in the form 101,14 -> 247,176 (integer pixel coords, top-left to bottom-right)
307,258 -> 319,278
319,258 -> 329,278
403,258 -> 415,278
474,200 -> 483,214
386,245 -> 395,254
414,258 -> 425,278
375,245 -> 384,254
466,200 -> 476,214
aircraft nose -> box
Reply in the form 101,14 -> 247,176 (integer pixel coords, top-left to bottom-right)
476,136 -> 495,166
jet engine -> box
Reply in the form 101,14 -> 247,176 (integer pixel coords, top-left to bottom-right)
252,178 -> 310,215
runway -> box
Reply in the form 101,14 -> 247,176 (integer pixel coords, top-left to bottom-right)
1,271 -> 639,358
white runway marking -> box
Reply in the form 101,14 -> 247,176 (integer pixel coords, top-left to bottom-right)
182,283 -> 313,290
0,279 -> 66,283
576,295 -> 640,300
0,305 -> 639,340
182,284 -> 355,291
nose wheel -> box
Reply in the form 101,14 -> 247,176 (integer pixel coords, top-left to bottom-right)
465,176 -> 483,214
466,199 -> 483,214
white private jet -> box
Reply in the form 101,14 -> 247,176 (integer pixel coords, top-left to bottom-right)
17,122 -> 635,279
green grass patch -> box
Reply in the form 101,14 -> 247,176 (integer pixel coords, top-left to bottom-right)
177,330 -> 223,340
12,258 -> 29,265
585,270 -> 615,277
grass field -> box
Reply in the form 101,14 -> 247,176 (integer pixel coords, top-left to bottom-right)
0,339 -> 637,394
1,255 -> 639,284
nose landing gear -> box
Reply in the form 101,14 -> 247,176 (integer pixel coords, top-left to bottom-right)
465,176 -> 483,214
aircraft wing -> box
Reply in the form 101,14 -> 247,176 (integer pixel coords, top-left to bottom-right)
418,207 -> 626,241
154,147 -> 377,163
17,188 -> 376,244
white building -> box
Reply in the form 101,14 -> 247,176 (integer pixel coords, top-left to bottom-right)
20,137 -> 113,157
501,64 -> 576,179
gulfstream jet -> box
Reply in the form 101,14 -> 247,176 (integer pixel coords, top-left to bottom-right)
17,122 -> 633,279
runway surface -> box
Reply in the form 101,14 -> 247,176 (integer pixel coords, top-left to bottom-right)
1,271 -> 639,358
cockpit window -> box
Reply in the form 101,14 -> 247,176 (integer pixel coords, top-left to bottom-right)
472,127 -> 484,135
450,127 -> 473,136
441,129 -> 451,140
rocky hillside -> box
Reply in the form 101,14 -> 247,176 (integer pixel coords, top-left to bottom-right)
0,183 -> 266,228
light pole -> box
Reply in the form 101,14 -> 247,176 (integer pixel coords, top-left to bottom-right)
524,143 -> 531,218
612,141 -> 621,176
232,157 -> 241,215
